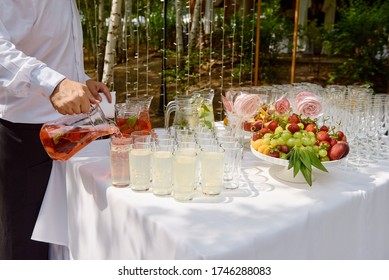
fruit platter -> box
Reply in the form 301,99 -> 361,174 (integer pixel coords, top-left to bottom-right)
244,91 -> 349,186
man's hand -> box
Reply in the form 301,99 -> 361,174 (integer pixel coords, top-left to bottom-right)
86,79 -> 112,104
50,78 -> 111,115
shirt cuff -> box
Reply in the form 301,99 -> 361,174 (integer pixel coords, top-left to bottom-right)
31,66 -> 66,98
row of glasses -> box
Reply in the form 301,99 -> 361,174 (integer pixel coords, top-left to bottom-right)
109,126 -> 244,202
320,84 -> 389,167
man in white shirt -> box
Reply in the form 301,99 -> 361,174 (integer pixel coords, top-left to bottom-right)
0,0 -> 111,259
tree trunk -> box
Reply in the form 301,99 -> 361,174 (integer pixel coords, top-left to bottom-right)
102,0 -> 123,88
97,0 -> 106,81
188,0 -> 201,53
176,0 -> 184,59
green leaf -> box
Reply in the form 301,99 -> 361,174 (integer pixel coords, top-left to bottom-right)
300,149 -> 312,171
202,104 -> 210,112
204,120 -> 213,129
300,165 -> 313,186
53,133 -> 64,145
308,151 -> 328,173
287,147 -> 296,170
293,155 -> 301,177
127,116 -> 137,127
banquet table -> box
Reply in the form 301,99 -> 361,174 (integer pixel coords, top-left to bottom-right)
32,138 -> 389,260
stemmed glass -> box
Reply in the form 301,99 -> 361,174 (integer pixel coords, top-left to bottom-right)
374,94 -> 389,160
346,91 -> 370,167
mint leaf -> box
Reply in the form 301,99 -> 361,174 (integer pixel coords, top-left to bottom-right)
127,116 -> 137,127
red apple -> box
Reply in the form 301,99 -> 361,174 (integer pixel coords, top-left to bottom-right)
328,141 -> 349,160
287,123 -> 300,134
252,132 -> 261,141
316,131 -> 330,142
259,127 -> 270,135
329,138 -> 337,147
305,123 -> 317,133
320,125 -> 329,132
243,121 -> 252,131
268,120 -> 279,131
288,113 -> 300,124
251,120 -> 263,132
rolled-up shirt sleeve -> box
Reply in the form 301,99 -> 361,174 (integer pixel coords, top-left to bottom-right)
0,26 -> 65,98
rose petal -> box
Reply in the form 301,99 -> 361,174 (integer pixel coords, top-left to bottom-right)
275,98 -> 290,114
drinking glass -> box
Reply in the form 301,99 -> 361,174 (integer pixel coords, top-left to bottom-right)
130,130 -> 151,141
173,148 -> 197,201
151,141 -> 174,196
110,137 -> 132,187
221,142 -> 243,189
175,142 -> 201,189
200,145 -> 225,195
129,141 -> 152,191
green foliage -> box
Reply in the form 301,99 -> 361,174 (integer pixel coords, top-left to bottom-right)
328,0 -> 389,88
258,0 -> 293,83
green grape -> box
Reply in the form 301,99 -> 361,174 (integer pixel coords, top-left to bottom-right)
298,123 -> 305,130
321,156 -> 330,162
281,131 -> 292,141
318,149 -> 328,157
263,138 -> 271,145
286,138 -> 296,147
294,138 -> 302,147
308,132 -> 316,138
280,152 -> 287,159
307,137 -> 316,146
293,131 -> 303,139
313,145 -> 320,153
277,137 -> 286,146
264,133 -> 272,139
305,146 -> 314,152
301,136 -> 311,146
270,139 -> 278,147
274,126 -> 284,134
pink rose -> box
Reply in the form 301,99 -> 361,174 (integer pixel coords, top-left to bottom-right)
295,91 -> 318,107
275,98 -> 290,114
233,93 -> 261,120
222,95 -> 233,113
294,91 -> 322,118
297,96 -> 322,118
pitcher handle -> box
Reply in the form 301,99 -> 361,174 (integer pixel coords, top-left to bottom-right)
164,102 -> 177,128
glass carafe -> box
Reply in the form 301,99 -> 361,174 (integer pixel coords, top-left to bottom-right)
126,95 -> 153,132
40,105 -> 118,161
165,93 -> 201,130
195,88 -> 215,129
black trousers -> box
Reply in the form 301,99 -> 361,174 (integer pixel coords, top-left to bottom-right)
0,118 -> 52,260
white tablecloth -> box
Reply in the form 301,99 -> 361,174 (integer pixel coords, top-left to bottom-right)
32,139 -> 389,259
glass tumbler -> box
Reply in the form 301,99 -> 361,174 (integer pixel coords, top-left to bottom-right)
151,141 -> 174,196
129,141 -> 152,191
173,148 -> 197,201
110,137 -> 132,187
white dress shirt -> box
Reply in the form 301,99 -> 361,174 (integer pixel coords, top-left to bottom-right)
0,0 -> 90,123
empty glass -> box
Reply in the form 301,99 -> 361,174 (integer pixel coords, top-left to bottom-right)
110,137 -> 132,187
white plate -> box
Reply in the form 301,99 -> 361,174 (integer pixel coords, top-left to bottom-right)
250,145 -> 344,167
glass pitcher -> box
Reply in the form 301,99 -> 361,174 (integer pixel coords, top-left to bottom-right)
40,104 -> 118,161
164,93 -> 202,130
126,95 -> 153,132
194,88 -> 215,129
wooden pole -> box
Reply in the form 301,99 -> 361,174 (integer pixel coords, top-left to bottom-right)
254,0 -> 262,86
291,0 -> 300,84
